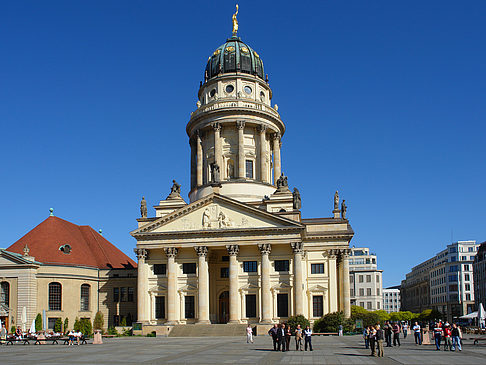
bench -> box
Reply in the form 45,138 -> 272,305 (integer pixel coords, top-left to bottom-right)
34,337 -> 60,345
472,336 -> 486,345
312,332 -> 338,336
63,336 -> 88,345
5,337 -> 31,345
102,334 -> 117,338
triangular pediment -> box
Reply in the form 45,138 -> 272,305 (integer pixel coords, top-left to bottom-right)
308,284 -> 328,292
149,284 -> 167,292
131,193 -> 303,236
0,250 -> 41,266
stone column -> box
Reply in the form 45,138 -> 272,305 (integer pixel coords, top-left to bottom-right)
237,121 -> 245,179
328,251 -> 338,312
258,244 -> 272,323
258,124 -> 268,183
190,138 -> 196,190
165,247 -> 179,325
212,123 -> 223,178
272,133 -> 281,184
135,248 -> 149,323
227,245 -> 240,323
196,131 -> 203,186
342,250 -> 351,318
291,242 -> 305,316
195,246 -> 210,324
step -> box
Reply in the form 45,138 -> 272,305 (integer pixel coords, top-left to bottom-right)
168,324 -> 248,337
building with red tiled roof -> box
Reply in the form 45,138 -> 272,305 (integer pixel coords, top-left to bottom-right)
0,211 -> 137,332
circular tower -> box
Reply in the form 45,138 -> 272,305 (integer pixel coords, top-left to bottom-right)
187,35 -> 285,203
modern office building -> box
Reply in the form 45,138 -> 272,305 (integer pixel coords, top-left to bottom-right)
383,286 -> 401,313
348,247 -> 383,311
473,241 -> 486,312
401,240 -> 479,321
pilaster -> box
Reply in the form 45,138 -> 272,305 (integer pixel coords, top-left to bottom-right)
237,121 -> 245,179
227,244 -> 240,323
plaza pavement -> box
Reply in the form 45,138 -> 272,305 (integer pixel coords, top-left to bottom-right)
1,333 -> 486,364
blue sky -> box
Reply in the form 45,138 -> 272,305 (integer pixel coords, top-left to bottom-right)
1,1 -> 485,288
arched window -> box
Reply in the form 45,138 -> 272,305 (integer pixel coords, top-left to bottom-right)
0,282 -> 9,307
80,284 -> 90,311
48,282 -> 62,311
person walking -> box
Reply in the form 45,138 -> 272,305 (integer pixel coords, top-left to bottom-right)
376,325 -> 385,357
384,321 -> 392,347
433,322 -> 443,351
277,324 -> 286,352
451,323 -> 462,351
268,324 -> 278,351
363,326 -> 370,349
285,324 -> 292,351
338,324 -> 343,336
402,323 -> 408,339
295,324 -> 303,351
443,324 -> 452,351
246,324 -> 254,344
392,322 -> 401,346
369,326 -> 377,356
412,322 -> 421,345
303,325 -> 313,351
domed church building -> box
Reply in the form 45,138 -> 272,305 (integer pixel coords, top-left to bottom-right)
131,10 -> 353,334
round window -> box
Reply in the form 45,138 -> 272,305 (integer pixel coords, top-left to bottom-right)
244,86 -> 252,94
210,89 -> 216,97
225,84 -> 234,93
260,91 -> 265,102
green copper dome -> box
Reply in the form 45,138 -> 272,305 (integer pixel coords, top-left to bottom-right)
204,36 -> 264,82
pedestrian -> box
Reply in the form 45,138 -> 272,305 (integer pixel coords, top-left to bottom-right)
68,330 -> 75,346
451,323 -> 462,351
433,322 -> 442,351
338,324 -> 343,336
285,323 -> 292,351
268,323 -> 278,351
384,321 -> 392,347
277,323 -> 286,352
363,326 -> 370,349
376,325 -> 384,357
369,326 -> 377,356
303,325 -> 313,351
412,322 -> 421,345
392,322 -> 401,346
295,324 -> 303,351
443,324 -> 452,351
402,322 -> 408,339
0,324 -> 7,343
246,324 -> 253,344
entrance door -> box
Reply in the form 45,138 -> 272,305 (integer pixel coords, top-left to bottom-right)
219,291 -> 229,323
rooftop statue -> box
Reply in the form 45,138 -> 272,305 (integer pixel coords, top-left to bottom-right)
167,180 -> 182,199
341,199 -> 347,219
140,196 -> 147,218
276,173 -> 288,190
334,190 -> 339,211
293,188 -> 301,210
232,4 -> 239,36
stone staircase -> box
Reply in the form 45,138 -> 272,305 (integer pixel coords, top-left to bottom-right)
168,324 -> 248,337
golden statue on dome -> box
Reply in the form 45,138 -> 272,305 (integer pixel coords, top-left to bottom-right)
232,4 -> 239,36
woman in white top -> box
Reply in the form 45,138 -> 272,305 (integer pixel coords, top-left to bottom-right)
246,324 -> 253,343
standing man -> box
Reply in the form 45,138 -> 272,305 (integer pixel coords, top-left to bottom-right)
451,323 -> 462,351
384,321 -> 392,347
369,326 -> 377,356
268,324 -> 278,351
338,324 -> 343,336
376,325 -> 385,357
392,322 -> 401,346
303,325 -> 313,351
413,322 -> 422,345
402,322 -> 408,339
284,323 -> 292,351
277,324 -> 286,352
295,324 -> 303,351
433,322 -> 443,351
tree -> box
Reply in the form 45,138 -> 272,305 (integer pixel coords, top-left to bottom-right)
63,318 -> 69,333
35,313 -> 42,332
351,305 -> 380,327
93,311 -> 104,330
74,318 -> 81,332
79,318 -> 93,336
54,318 -> 63,333
286,315 -> 310,332
374,310 -> 390,323
313,311 -> 354,333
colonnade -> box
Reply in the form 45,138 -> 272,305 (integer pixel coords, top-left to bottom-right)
189,122 -> 282,188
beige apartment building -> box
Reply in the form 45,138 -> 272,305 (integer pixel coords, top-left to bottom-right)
131,21 -> 355,333
0,212 -> 137,331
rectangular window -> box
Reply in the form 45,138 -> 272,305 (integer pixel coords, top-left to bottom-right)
359,288 -> 364,296
359,275 -> 364,283
113,287 -> 119,302
466,293 -> 471,301
461,256 -> 467,261
183,263 -> 197,274
245,294 -> 257,318
451,256 -> 457,262
350,289 -> 354,297
376,288 -> 380,296
245,160 -> 254,179
220,267 -> 229,278
464,264 -> 469,271
48,283 -> 62,311
80,285 -> 90,311
311,263 -> 324,274
367,288 -> 372,296
465,274 -> 470,281
359,302 -> 364,308
120,287 -> 127,302
277,294 -> 289,317
155,296 -> 165,319
367,301 -> 372,310
185,296 -> 195,319
243,261 -> 257,273
48,317 -> 59,330
153,264 -> 166,275
376,275 -> 380,283
377,302 -> 381,309
349,275 -> 354,283
469,247 -> 474,252
465,283 -> 471,291
275,260 -> 289,272
449,284 -> 458,291
366,275 -> 371,282
313,296 -> 323,317
448,275 -> 458,282
128,287 -> 134,302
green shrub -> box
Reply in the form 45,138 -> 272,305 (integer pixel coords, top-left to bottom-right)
120,316 -> 127,327
146,331 -> 156,337
313,311 -> 354,333
54,318 -> 63,333
286,315 -> 310,332
74,318 -> 81,331
10,325 -> 16,334
63,318 -> 69,333
79,318 -> 93,336
107,326 -> 118,336
93,311 -> 104,330
122,328 -> 132,336
35,313 -> 43,332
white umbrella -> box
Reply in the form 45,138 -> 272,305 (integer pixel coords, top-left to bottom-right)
21,306 -> 27,332
478,303 -> 486,328
460,311 -> 478,319
29,319 -> 36,333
